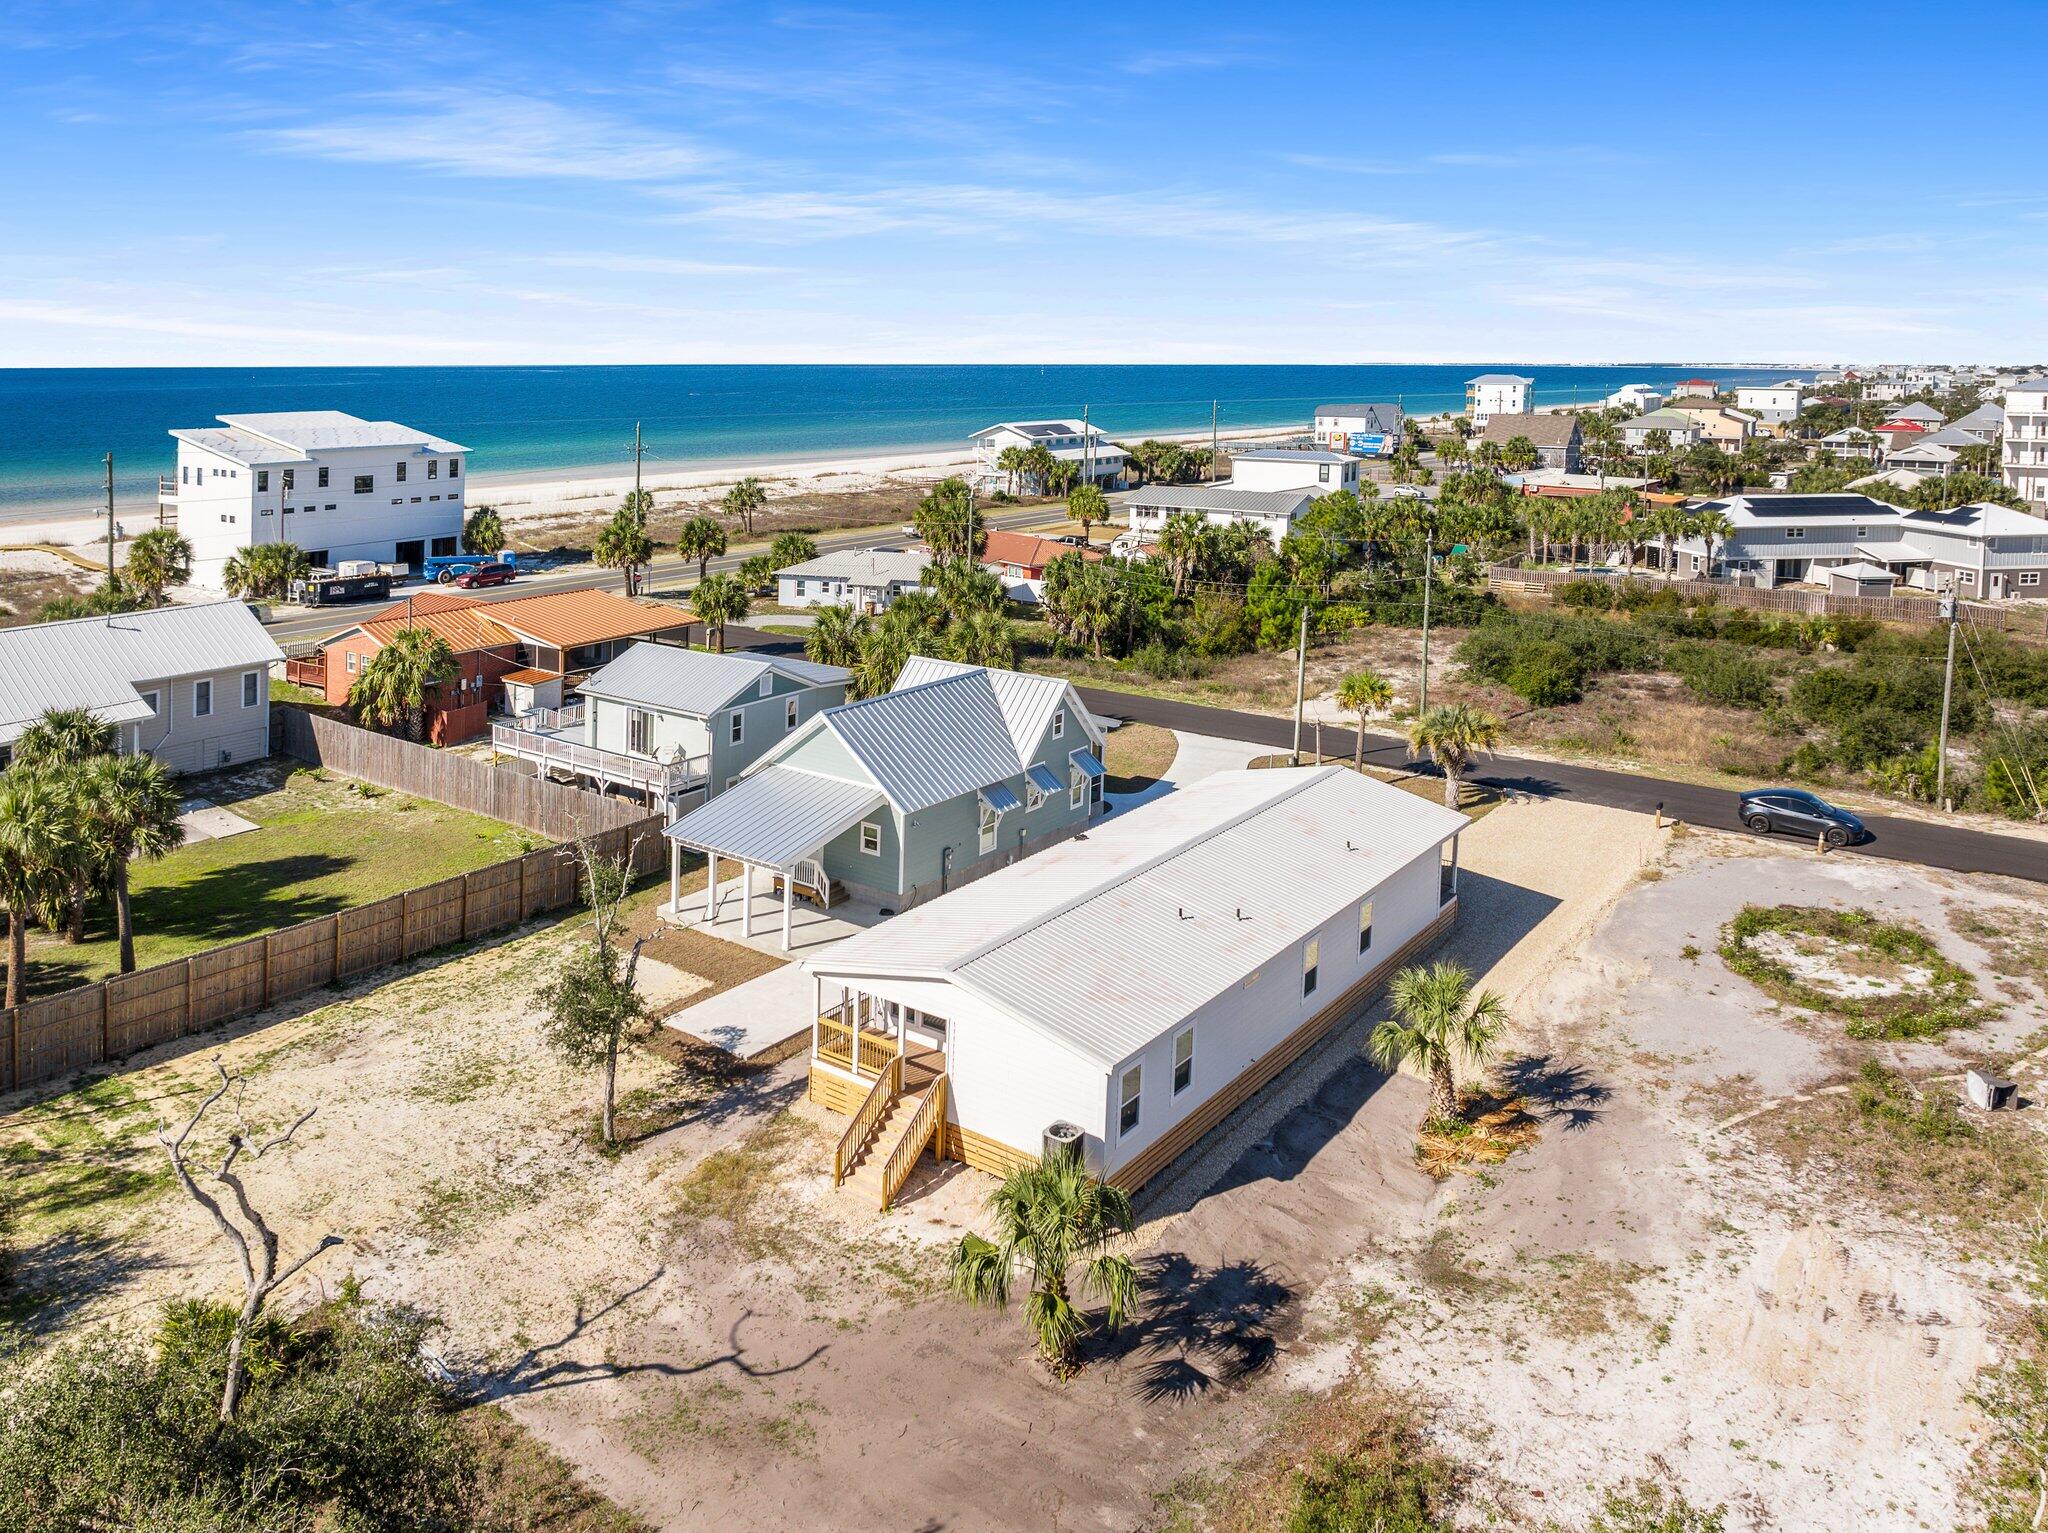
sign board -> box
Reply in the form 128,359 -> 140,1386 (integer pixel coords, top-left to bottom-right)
1346,432 -> 1390,456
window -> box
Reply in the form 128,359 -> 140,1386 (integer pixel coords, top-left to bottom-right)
140,688 -> 160,715
628,708 -> 654,756
256,470 -> 269,492
1318,463 -> 1330,483
283,469 -> 294,492
193,679 -> 212,718
396,461 -> 407,482
346,650 -> 358,674
353,474 -> 373,494
427,459 -> 438,479
430,536 -> 457,556
1051,708 -> 1064,739
1026,782 -> 1045,813
180,465 -> 189,485
241,671 -> 259,708
318,467 -> 330,488
860,820 -> 882,856
1785,527 -> 1804,539
1302,937 -> 1319,998
978,797 -> 999,855
1173,1028 -> 1194,1095
2022,572 -> 2042,587
759,675 -> 773,698
1358,899 -> 1374,954
786,697 -> 799,731
448,459 -> 460,478
728,711 -> 743,745
1070,763 -> 1087,809
1118,1065 -> 1142,1136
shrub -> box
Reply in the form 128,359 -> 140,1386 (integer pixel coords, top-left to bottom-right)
1131,640 -> 1210,680
0,1294 -> 476,1530
1979,721 -> 2048,818
1505,639 -> 1586,705
1612,582 -> 1686,615
1664,642 -> 1775,709
1590,1480 -> 1728,1532
1554,577 -> 1614,611
1718,904 -> 1993,1040
1285,1412 -> 1459,1533
1790,656 -> 1978,743
1454,610 -> 1657,693
1184,590 -> 1258,656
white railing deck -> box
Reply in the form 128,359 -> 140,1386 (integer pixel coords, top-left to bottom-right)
490,722 -> 705,795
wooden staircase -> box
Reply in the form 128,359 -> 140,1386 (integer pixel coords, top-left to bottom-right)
834,1064 -> 949,1211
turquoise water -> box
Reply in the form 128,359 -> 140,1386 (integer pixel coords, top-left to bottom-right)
0,363 -> 1802,516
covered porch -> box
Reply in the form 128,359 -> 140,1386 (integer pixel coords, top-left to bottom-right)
808,979 -> 954,1212
663,765 -> 887,952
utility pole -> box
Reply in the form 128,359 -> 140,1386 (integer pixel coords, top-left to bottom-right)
1936,593 -> 1958,810
1418,524 -> 1435,714
103,453 -> 116,582
1290,601 -> 1310,765
631,421 -> 645,522
1081,404 -> 1090,503
1211,400 -> 1219,481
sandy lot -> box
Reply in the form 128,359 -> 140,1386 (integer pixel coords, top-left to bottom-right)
5,802 -> 2043,1530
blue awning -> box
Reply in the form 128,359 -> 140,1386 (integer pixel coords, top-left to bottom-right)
979,782 -> 1023,814
1070,749 -> 1105,780
1026,762 -> 1063,795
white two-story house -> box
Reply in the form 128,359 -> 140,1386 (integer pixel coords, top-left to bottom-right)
970,420 -> 1129,492
164,411 -> 469,587
1465,374 -> 1534,427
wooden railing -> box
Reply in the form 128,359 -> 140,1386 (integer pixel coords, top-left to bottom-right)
816,1009 -> 901,1079
879,1074 -> 947,1211
834,1054 -> 901,1186
489,721 -> 705,794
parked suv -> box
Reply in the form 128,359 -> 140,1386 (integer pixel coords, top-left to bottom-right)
1737,788 -> 1867,846
452,562 -> 517,589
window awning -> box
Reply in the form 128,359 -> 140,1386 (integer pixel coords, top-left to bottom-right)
1026,762 -> 1063,795
1070,749 -> 1105,780
979,782 -> 1022,815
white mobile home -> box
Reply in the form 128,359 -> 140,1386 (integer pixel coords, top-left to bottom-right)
804,766 -> 1466,1203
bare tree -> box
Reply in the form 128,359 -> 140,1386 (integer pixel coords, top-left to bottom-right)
157,1059 -> 342,1420
541,834 -> 649,1146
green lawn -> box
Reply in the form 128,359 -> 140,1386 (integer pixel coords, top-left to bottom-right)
13,761 -> 544,999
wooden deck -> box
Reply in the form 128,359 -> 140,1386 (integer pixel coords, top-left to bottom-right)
814,1010 -> 944,1090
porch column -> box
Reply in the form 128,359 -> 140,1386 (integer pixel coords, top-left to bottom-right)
811,975 -> 821,1063
896,1001 -> 905,1057
668,838 -> 680,919
782,872 -> 794,952
741,862 -> 754,939
704,852 -> 718,926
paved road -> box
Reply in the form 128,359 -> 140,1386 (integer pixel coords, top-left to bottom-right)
258,504 -> 1066,646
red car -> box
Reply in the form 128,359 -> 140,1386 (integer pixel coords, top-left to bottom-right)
452,562 -> 517,589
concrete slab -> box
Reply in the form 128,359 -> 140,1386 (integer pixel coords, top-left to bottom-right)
178,799 -> 259,843
1103,729 -> 1266,818
659,872 -> 886,958
662,962 -> 816,1060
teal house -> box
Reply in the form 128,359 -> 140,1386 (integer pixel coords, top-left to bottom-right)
662,656 -> 1105,947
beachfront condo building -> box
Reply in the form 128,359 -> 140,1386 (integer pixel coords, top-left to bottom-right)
162,410 -> 469,588
1465,373 -> 1533,428
2002,379 -> 2048,509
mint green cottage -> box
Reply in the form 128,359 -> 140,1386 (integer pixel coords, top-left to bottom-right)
662,657 -> 1106,948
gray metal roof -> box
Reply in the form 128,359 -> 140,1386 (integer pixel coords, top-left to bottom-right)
576,642 -> 847,715
1468,373 -> 1535,386
979,782 -> 1022,814
1883,402 -> 1945,424
1122,484 -> 1315,517
1026,762 -> 1063,795
0,601 -> 284,745
778,548 -> 929,585
1312,403 -> 1403,433
807,767 -> 1467,1070
664,766 -> 884,868
894,655 -> 1097,760
822,669 -> 1023,814
1234,448 -> 1357,464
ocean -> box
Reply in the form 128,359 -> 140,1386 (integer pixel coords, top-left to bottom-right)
0,363 -> 1803,518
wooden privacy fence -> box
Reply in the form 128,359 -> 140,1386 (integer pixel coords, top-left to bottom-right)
274,706 -> 649,839
0,817 -> 665,1095
1487,564 -> 2048,636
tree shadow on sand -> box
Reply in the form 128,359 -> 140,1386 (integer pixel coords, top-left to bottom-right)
1496,1053 -> 1610,1132
1091,1252 -> 1294,1403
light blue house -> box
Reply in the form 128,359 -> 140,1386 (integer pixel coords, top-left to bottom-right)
662,656 -> 1105,947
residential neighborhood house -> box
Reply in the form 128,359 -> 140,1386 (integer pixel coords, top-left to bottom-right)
776,548 -> 931,613
1733,381 -> 1805,425
978,528 -> 1101,605
801,765 -> 1467,1197
663,657 -> 1105,949
1311,403 -> 1405,457
165,410 -> 468,588
970,420 -> 1129,492
1619,408 -> 1705,452
2003,378 -> 2048,508
1477,412 -> 1582,472
1465,373 -> 1533,428
0,602 -> 282,773
1666,399 -> 1757,451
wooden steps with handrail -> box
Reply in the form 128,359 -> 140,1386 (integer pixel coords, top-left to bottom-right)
839,1073 -> 949,1211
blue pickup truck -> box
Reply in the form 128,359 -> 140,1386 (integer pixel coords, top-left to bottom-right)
420,549 -> 520,584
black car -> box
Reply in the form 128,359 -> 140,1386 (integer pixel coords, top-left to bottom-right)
1737,788 -> 1868,846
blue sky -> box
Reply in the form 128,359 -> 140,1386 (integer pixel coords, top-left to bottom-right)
1,1 -> 2043,366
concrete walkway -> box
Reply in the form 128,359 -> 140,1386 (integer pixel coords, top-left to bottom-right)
1103,729 -> 1266,818
662,963 -> 819,1060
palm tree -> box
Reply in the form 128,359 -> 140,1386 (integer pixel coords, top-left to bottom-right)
13,708 -> 118,941
123,529 -> 193,605
461,507 -> 505,556
1335,670 -> 1394,773
949,1151 -> 1138,1377
1646,504 -> 1689,579
1406,703 -> 1501,811
850,616 -> 912,698
995,445 -> 1026,496
693,573 -> 749,653
1020,443 -> 1057,495
221,543 -> 311,601
348,626 -> 458,740
594,507 -> 656,595
1691,506 -> 1733,580
1370,961 -> 1509,1128
804,604 -> 870,669
949,608 -> 1018,669
1067,482 -> 1108,545
676,514 -> 727,582
79,753 -> 184,973
927,556 -> 1004,616
0,769 -> 73,1007
1500,435 -> 1540,473
722,476 -> 766,535
768,531 -> 817,570
914,477 -> 979,561
1157,511 -> 1207,599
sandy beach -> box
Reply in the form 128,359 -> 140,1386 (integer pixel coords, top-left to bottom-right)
0,422 -> 1306,556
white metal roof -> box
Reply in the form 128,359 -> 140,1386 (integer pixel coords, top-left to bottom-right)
216,411 -> 469,455
1828,562 -> 1897,581
1122,484 -> 1315,518
807,767 -> 1467,1070
576,643 -> 847,715
821,669 -> 1023,814
168,427 -> 311,466
893,654 -> 1098,761
664,766 -> 885,868
0,601 -> 284,745
778,548 -> 929,585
